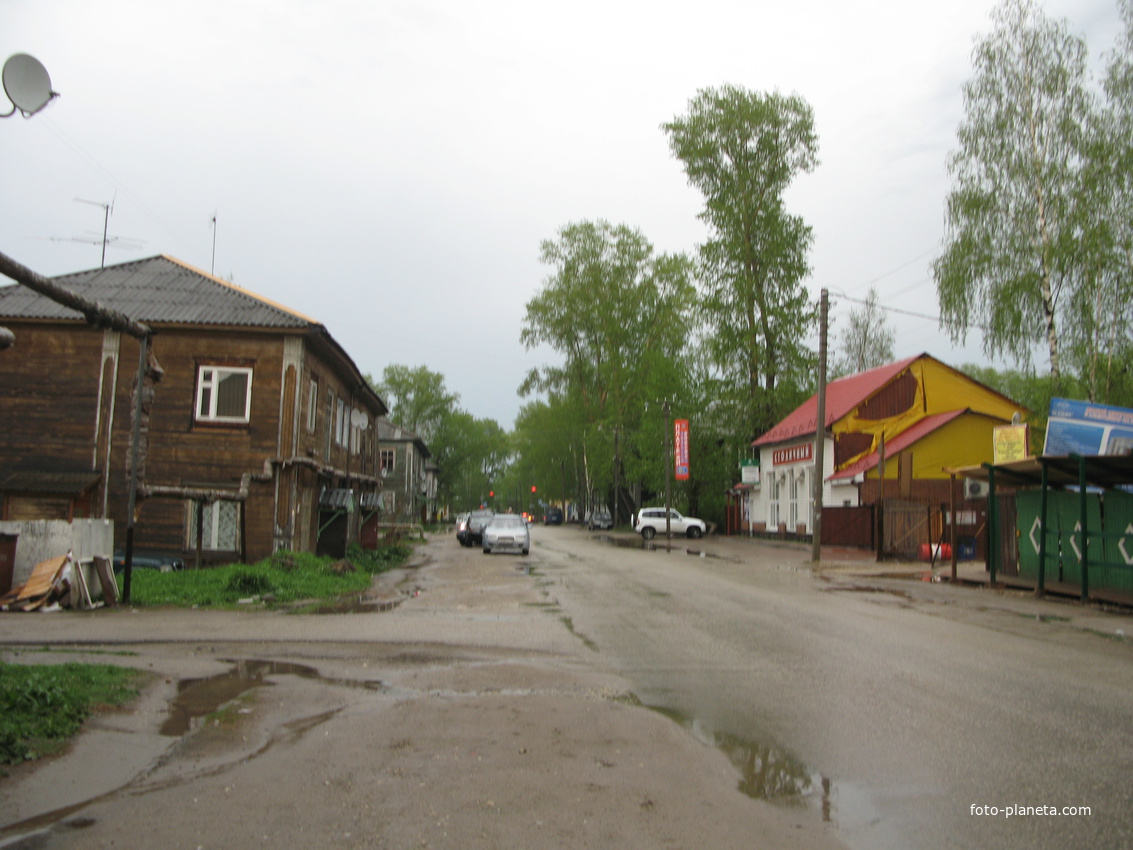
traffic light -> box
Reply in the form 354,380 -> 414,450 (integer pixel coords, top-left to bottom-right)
531,485 -> 537,493
489,490 -> 494,498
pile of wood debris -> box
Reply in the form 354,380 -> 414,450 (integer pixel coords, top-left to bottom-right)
0,552 -> 117,612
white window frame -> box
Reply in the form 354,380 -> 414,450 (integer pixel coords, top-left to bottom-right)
335,397 -> 348,447
307,379 -> 318,432
195,366 -> 253,423
380,448 -> 396,473
187,500 -> 242,552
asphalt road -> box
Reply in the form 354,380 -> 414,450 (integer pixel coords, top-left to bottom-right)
534,526 -> 1133,850
1,525 -> 1129,849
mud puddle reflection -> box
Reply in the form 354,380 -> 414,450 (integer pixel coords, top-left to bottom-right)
161,659 -> 384,736
646,704 -> 889,847
593,534 -> 725,559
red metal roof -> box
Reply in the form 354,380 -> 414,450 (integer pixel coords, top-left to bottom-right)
828,409 -> 966,481
754,354 -> 924,447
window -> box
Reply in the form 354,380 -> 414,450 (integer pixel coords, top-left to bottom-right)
769,473 -> 782,527
196,366 -> 252,423
380,449 -> 395,473
187,500 -> 241,551
324,392 -> 335,461
335,397 -> 347,447
307,379 -> 318,432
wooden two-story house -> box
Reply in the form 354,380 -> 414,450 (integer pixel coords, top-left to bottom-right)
0,255 -> 387,564
376,419 -> 436,523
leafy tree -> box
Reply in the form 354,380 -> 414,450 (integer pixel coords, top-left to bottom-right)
1073,0 -> 1133,406
520,220 -> 695,424
370,364 -> 459,443
430,410 -> 511,511
832,287 -> 896,378
663,85 -> 820,440
933,0 -> 1095,386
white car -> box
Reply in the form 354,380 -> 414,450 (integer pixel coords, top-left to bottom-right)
482,514 -> 531,555
634,507 -> 706,540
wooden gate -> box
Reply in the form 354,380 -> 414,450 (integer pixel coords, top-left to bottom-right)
822,506 -> 874,548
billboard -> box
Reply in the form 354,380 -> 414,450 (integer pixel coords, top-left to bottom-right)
1043,397 -> 1133,456
674,418 -> 690,480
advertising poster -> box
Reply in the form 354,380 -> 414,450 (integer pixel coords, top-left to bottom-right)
993,424 -> 1030,463
674,418 -> 690,480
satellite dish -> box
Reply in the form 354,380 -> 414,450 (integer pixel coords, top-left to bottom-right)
2,53 -> 57,117
350,408 -> 369,430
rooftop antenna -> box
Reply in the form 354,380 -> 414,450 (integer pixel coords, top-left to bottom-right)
1,53 -> 58,118
74,197 -> 146,268
210,212 -> 217,275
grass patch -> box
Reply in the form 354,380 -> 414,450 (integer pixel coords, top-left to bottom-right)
122,543 -> 413,609
0,662 -> 142,767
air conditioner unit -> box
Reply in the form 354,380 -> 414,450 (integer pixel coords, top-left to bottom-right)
964,478 -> 990,499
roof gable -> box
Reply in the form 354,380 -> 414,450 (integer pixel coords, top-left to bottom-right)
754,355 -> 922,446
0,255 -> 319,329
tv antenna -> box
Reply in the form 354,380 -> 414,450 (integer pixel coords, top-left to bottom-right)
73,197 -> 144,267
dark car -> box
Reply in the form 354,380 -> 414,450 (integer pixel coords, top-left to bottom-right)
587,508 -> 614,531
455,512 -> 472,546
112,550 -> 185,573
465,509 -> 495,546
543,507 -> 564,525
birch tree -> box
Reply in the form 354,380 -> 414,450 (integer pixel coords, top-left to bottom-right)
933,0 -> 1094,386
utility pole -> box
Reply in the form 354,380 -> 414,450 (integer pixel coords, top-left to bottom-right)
613,426 -> 621,526
664,401 -> 672,541
811,288 -> 828,563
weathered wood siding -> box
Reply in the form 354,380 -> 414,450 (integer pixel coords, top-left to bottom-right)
0,322 -> 105,477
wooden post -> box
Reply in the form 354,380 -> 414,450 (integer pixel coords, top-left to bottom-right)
876,433 -> 886,561
811,288 -> 828,563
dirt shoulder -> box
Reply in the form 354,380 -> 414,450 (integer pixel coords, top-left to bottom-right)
0,533 -> 847,850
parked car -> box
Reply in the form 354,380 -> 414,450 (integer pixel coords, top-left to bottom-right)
543,506 -> 564,525
482,513 -> 530,555
465,509 -> 495,546
455,513 -> 472,546
587,508 -> 614,531
112,550 -> 185,573
633,507 -> 706,540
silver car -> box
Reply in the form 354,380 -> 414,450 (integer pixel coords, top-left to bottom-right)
482,514 -> 530,555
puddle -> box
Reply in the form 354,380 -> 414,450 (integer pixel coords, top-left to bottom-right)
161,659 -> 383,736
648,706 -> 825,807
824,584 -> 913,601
595,534 -> 723,559
647,704 -> 897,848
307,597 -> 401,614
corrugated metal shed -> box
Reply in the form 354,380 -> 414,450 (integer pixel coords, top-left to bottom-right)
0,255 -> 318,329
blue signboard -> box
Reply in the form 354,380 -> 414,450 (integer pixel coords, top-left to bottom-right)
1044,397 -> 1133,456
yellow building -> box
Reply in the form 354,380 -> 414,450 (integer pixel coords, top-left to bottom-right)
747,354 -> 1027,538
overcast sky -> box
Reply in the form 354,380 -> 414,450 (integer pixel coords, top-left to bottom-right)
2,0 -> 1123,429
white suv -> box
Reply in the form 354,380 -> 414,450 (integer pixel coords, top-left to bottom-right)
634,507 -> 706,540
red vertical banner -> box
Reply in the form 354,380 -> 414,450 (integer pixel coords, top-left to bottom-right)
674,418 -> 690,480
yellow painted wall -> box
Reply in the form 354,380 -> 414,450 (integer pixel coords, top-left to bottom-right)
834,357 -> 1026,473
868,414 -> 1004,480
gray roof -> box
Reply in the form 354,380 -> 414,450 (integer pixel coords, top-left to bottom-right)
0,255 -> 318,329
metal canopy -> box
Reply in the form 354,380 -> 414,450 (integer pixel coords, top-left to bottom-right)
947,454 -> 1133,491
